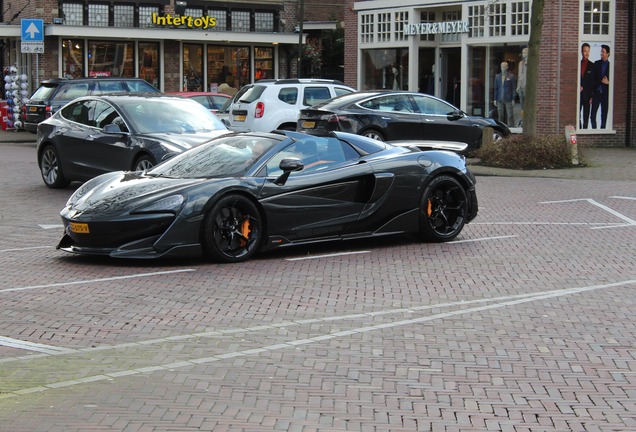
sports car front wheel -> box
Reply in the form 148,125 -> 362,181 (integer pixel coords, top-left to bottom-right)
417,175 -> 467,242
202,194 -> 262,263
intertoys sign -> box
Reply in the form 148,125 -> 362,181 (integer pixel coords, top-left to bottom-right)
152,13 -> 217,29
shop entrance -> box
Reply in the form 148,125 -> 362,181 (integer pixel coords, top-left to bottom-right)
441,47 -> 461,107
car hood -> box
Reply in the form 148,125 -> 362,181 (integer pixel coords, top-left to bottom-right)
137,130 -> 230,152
64,171 -> 206,218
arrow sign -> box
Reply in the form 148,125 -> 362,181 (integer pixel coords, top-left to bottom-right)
21,19 -> 44,42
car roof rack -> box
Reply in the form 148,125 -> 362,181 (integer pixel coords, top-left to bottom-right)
255,78 -> 346,85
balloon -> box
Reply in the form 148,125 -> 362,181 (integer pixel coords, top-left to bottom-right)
14,120 -> 22,128
20,74 -> 27,81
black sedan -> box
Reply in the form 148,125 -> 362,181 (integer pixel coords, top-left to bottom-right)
36,94 -> 229,188
57,131 -> 478,263
297,91 -> 510,153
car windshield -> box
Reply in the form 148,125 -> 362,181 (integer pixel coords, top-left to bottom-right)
29,84 -> 59,102
147,135 -> 281,178
118,98 -> 227,134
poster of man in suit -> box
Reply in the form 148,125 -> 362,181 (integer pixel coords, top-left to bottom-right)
579,42 -> 612,130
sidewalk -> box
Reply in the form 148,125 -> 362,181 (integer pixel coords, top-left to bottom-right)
0,128 -> 634,181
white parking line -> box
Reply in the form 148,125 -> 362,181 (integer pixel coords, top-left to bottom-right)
541,198 -> 636,225
1,278 -> 634,399
0,269 -> 196,294
610,196 -> 636,201
450,235 -> 517,243
0,246 -> 53,253
38,224 -> 64,230
286,251 -> 370,261
0,336 -> 76,355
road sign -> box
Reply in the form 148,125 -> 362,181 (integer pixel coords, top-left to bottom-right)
21,19 -> 44,42
21,19 -> 44,54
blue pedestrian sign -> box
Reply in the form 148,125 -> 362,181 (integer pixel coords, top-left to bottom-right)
21,19 -> 44,42
21,19 -> 44,54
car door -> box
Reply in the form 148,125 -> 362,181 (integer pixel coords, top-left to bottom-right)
257,137 -> 374,241
60,100 -> 131,178
411,94 -> 482,143
359,94 -> 423,140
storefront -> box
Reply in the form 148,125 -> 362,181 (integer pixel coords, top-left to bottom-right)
1,2 -> 301,96
348,0 -> 632,145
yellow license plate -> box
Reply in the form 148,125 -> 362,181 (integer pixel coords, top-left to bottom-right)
301,121 -> 316,129
69,222 -> 89,234
29,106 -> 37,112
234,115 -> 246,122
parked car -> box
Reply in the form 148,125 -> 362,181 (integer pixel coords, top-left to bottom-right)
56,130 -> 478,262
24,77 -> 160,133
226,79 -> 356,132
297,91 -> 510,153
168,91 -> 231,113
36,93 -> 229,189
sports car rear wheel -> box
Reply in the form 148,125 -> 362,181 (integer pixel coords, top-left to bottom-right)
417,175 -> 467,242
39,145 -> 69,189
202,194 -> 262,263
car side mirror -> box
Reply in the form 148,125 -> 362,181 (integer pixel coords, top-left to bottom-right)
274,157 -> 304,185
103,124 -> 125,134
447,110 -> 464,121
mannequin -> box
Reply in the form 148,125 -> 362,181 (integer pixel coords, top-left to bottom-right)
493,61 -> 516,126
517,48 -> 528,109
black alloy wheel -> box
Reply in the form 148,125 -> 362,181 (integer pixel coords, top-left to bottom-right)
39,145 -> 69,189
202,194 -> 262,263
417,175 -> 468,242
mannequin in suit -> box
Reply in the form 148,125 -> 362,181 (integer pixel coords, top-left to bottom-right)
516,48 -> 528,109
494,61 -> 516,126
591,44 -> 610,129
579,43 -> 595,129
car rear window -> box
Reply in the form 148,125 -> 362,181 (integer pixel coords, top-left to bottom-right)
28,84 -> 59,102
303,87 -> 331,106
52,82 -> 91,102
124,80 -> 159,93
237,85 -> 266,103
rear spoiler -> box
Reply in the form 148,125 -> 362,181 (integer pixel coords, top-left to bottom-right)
388,140 -> 468,153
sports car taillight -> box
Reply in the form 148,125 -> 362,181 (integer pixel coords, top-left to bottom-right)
255,102 -> 265,118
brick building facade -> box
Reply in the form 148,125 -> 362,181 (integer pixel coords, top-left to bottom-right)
344,0 -> 635,147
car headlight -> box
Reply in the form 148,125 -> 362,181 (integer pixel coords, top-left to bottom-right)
132,195 -> 185,214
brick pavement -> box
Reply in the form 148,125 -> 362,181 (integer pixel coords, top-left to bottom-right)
0,135 -> 634,431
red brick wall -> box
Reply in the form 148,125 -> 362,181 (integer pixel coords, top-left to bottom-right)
343,0 -> 358,89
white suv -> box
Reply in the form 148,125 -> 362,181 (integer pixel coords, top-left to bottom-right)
227,79 -> 355,132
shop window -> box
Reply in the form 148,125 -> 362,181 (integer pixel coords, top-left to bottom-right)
420,11 -> 435,42
207,46 -> 250,93
583,0 -> 611,35
139,6 -> 159,28
88,4 -> 109,27
140,42 -> 160,88
88,41 -> 134,77
62,3 -> 84,26
511,2 -> 530,36
209,10 -> 226,30
360,14 -> 374,44
255,47 -> 273,80
488,3 -> 506,37
255,12 -> 274,32
183,44 -> 204,91
441,10 -> 461,43
62,39 -> 85,78
394,11 -> 408,42
231,10 -> 250,32
114,5 -> 134,28
377,13 -> 391,42
468,5 -> 486,38
360,48 -> 408,91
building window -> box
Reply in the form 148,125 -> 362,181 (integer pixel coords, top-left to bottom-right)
184,8 -> 203,18
88,4 -> 109,27
62,3 -> 84,26
139,6 -> 159,28
360,48 -> 408,91
511,1 -> 530,36
488,2 -> 506,37
183,43 -> 203,91
394,11 -> 408,42
209,10 -> 226,31
255,12 -> 274,32
420,11 -> 435,42
88,41 -> 134,77
441,10 -> 461,42
140,42 -> 160,88
114,5 -> 134,28
468,5 -> 485,38
377,12 -> 391,42
583,0 -> 610,35
231,10 -> 250,32
360,14 -> 374,44
62,39 -> 84,78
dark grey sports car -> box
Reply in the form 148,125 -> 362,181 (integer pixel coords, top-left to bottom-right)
57,131 -> 478,263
